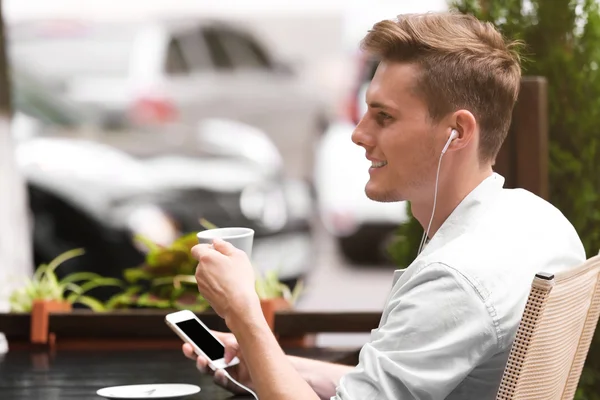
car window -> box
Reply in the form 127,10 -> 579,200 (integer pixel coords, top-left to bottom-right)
164,37 -> 189,76
178,30 -> 212,72
202,28 -> 233,70
11,69 -> 85,128
216,29 -> 272,70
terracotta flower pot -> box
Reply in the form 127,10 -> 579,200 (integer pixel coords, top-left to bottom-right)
30,300 -> 72,344
260,297 -> 291,331
260,298 -> 315,348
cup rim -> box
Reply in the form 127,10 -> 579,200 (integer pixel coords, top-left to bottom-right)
196,227 -> 255,240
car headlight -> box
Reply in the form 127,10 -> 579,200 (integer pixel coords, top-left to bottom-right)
240,184 -> 287,232
123,204 -> 179,247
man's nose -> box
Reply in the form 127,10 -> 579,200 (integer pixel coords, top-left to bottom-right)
351,118 -> 375,148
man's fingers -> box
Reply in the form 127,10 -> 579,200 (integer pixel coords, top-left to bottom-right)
221,336 -> 240,364
224,348 -> 236,364
196,355 -> 212,374
183,343 -> 214,375
214,369 -> 229,387
212,238 -> 237,256
191,243 -> 214,260
182,343 -> 196,360
214,369 -> 245,394
223,341 -> 238,364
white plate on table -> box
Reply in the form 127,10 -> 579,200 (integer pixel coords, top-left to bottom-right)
97,383 -> 200,399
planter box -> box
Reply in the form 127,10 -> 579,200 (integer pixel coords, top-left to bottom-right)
0,309 -> 381,350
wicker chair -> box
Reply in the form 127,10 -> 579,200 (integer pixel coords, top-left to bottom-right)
496,254 -> 600,399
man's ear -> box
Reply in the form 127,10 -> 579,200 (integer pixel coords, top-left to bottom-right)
448,109 -> 477,151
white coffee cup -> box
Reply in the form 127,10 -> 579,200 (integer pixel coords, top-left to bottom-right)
196,227 -> 255,258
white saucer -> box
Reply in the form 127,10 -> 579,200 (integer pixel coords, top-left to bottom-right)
96,383 -> 200,399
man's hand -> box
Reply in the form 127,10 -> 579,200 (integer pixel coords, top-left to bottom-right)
182,331 -> 253,394
191,239 -> 323,400
191,238 -> 261,323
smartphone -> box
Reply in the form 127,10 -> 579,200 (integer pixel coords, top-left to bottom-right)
165,310 -> 240,370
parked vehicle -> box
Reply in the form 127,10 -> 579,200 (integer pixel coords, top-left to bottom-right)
313,56 -> 410,264
8,18 -> 330,181
10,63 -> 287,180
17,136 -> 314,289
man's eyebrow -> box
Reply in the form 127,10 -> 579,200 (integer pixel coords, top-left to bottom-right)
369,101 -> 397,113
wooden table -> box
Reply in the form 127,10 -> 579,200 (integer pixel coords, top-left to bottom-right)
0,347 -> 359,399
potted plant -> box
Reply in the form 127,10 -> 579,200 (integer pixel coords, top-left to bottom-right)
105,232 -> 211,312
108,219 -> 304,329
255,270 -> 303,329
8,248 -> 123,344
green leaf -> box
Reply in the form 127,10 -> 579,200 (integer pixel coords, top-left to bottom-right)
290,279 -> 304,305
124,267 -> 152,283
59,272 -> 103,285
255,273 -> 268,299
172,275 -> 197,289
279,283 -> 293,302
137,293 -> 171,309
199,218 -> 219,230
174,301 -> 210,312
151,277 -> 177,287
74,295 -> 106,312
45,248 -> 86,278
104,286 -> 142,309
32,263 -> 48,284
133,234 -> 161,253
60,282 -> 83,296
66,278 -> 123,303
42,269 -> 61,297
78,277 -> 123,293
9,287 -> 34,312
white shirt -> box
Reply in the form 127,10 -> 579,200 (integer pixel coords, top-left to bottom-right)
333,173 -> 586,400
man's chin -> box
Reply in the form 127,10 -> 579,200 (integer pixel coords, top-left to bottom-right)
365,188 -> 402,203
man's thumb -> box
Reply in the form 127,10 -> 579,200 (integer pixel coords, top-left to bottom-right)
222,337 -> 239,364
212,238 -> 236,256
224,346 -> 237,364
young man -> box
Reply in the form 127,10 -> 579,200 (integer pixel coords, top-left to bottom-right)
185,11 -> 586,399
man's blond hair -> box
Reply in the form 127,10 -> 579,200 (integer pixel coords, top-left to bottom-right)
362,12 -> 522,162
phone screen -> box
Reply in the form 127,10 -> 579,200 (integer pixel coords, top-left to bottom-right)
175,319 -> 225,360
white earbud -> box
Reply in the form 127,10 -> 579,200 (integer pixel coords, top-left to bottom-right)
417,128 -> 459,255
441,129 -> 458,154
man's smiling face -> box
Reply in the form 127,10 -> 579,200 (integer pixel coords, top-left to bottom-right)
351,61 -> 446,203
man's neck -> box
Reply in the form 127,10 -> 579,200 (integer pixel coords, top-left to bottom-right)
411,166 -> 493,240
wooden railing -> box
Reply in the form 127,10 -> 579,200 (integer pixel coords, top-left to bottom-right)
495,77 -> 549,200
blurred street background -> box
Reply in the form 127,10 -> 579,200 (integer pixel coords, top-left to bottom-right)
1,0 -> 448,346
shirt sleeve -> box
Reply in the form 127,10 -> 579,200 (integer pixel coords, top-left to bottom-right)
332,262 -> 500,400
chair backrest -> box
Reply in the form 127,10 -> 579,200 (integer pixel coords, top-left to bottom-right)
496,254 -> 600,400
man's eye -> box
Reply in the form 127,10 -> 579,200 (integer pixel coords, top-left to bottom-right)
377,112 -> 391,122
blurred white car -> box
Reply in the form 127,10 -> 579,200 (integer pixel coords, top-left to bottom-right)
8,18 -> 330,181
313,56 -> 410,264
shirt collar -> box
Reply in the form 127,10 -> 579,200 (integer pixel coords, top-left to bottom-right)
416,172 -> 505,258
